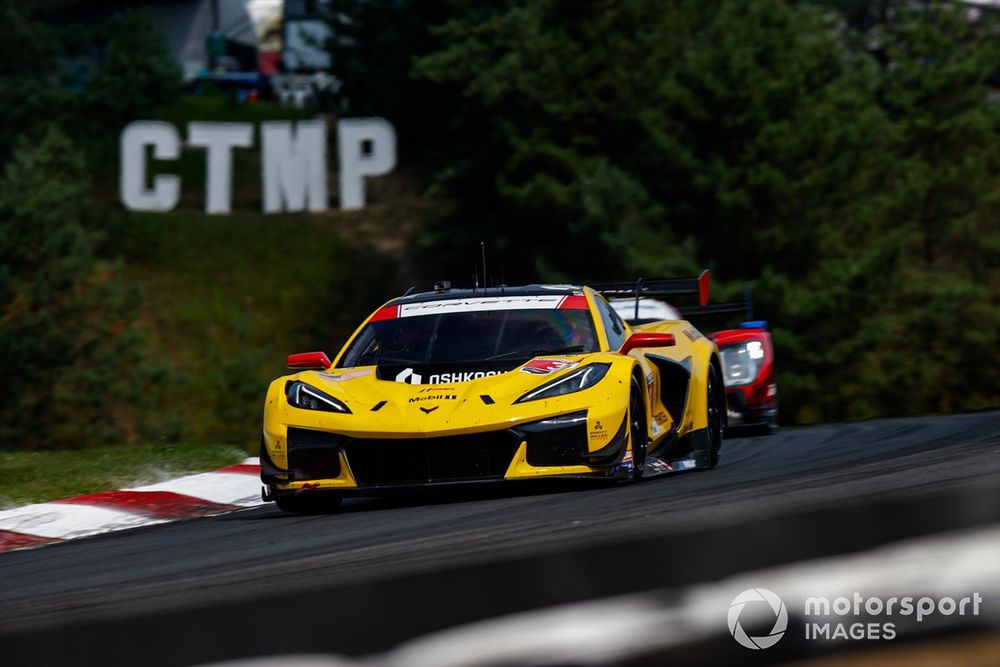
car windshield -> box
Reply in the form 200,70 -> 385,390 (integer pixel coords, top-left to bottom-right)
338,306 -> 598,368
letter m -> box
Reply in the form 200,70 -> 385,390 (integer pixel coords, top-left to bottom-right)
805,597 -> 831,616
262,120 -> 328,213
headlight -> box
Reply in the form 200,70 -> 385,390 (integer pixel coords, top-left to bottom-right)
720,341 -> 765,387
286,381 -> 352,413
515,363 -> 610,403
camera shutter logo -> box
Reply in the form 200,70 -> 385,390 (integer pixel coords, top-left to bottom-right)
728,588 -> 788,650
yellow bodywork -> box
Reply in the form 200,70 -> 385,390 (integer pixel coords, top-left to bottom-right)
262,287 -> 719,492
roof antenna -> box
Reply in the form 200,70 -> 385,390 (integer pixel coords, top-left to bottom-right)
634,277 -> 644,321
481,241 -> 488,290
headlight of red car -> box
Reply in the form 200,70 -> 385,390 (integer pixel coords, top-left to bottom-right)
719,341 -> 765,387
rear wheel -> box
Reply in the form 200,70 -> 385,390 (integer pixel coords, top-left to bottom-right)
274,493 -> 343,514
689,366 -> 723,468
628,377 -> 648,481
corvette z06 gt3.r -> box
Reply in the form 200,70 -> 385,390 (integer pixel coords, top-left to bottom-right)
260,274 -> 726,513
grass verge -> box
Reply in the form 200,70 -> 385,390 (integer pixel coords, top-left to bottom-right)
0,443 -> 248,508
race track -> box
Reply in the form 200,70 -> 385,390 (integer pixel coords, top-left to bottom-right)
1,411 -> 999,666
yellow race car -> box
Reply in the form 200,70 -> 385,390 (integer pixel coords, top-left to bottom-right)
260,273 -> 725,513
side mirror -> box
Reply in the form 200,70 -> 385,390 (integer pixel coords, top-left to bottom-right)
620,333 -> 676,355
287,351 -> 332,370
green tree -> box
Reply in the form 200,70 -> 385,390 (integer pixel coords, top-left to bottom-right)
842,2 -> 1000,416
83,11 -> 180,129
0,129 -> 166,449
414,1 -> 885,282
410,0 -> 999,421
0,3 -> 179,161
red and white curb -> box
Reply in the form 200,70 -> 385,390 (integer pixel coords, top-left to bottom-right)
0,457 -> 262,553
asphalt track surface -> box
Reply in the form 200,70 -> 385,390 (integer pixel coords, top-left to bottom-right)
1,411 -> 999,666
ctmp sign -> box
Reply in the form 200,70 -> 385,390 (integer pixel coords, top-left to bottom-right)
119,118 -> 396,214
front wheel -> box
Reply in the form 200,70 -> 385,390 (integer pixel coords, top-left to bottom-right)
628,377 -> 648,481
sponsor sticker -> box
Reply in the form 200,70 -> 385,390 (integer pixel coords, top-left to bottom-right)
611,457 -> 633,474
395,367 -> 423,384
589,419 -> 609,440
397,295 -> 587,317
521,358 -> 580,375
408,394 -> 457,403
430,371 -> 504,384
646,459 -> 671,474
394,367 -> 507,384
682,326 -> 702,342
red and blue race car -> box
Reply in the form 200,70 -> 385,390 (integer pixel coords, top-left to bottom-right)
609,283 -> 777,432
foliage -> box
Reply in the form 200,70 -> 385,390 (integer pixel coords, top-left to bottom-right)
105,207 -> 402,447
323,0 -> 455,156
392,0 -> 998,421
80,12 -> 181,129
0,2 -> 179,161
0,129 -> 169,449
0,2 -> 184,449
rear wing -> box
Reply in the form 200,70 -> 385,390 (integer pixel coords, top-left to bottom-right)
676,283 -> 770,331
590,271 -> 712,322
678,283 -> 753,320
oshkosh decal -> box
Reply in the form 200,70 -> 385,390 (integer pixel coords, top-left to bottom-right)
428,370 -> 504,384
395,367 -> 423,384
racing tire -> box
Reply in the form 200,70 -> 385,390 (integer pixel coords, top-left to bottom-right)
689,366 -> 723,469
628,377 -> 648,481
764,411 -> 779,435
274,493 -> 343,515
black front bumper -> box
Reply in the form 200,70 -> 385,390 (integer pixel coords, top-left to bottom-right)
261,411 -> 627,492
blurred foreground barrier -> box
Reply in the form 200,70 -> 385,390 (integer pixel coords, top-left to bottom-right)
2,473 -> 999,667
195,522 -> 1000,667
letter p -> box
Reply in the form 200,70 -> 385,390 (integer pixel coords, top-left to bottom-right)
916,597 -> 935,622
337,118 -> 396,211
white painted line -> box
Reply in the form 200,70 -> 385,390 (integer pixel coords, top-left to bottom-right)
0,503 -> 166,540
128,471 -> 264,507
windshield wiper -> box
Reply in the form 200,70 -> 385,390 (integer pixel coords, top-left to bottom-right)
486,344 -> 588,361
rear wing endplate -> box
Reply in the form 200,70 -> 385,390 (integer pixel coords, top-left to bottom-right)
590,270 -> 712,313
